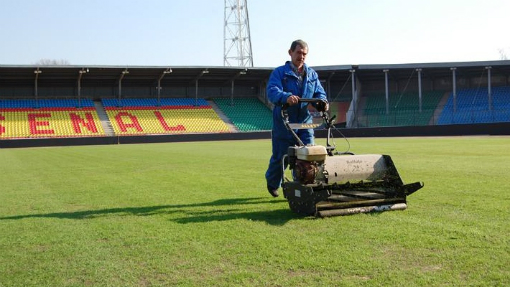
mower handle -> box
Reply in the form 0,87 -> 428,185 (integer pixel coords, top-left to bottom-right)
281,98 -> 333,127
281,98 -> 327,111
280,98 -> 336,151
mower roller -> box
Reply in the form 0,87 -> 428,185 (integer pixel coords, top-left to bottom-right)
280,99 -> 423,217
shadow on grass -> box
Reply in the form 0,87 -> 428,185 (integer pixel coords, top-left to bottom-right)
171,207 -> 303,225
0,197 -> 303,226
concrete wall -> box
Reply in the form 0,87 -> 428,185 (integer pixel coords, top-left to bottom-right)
2,123 -> 509,149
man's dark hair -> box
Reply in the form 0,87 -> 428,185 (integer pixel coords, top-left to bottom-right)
290,39 -> 308,51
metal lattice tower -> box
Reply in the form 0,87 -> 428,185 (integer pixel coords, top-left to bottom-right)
224,0 -> 253,67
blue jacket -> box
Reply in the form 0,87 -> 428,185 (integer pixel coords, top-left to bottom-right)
267,61 -> 327,140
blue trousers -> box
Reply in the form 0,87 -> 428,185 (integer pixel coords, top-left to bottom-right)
265,131 -> 314,190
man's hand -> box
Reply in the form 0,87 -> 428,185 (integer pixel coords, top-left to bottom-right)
316,100 -> 329,112
287,95 -> 300,105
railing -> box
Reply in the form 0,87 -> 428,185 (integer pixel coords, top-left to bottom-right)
353,106 -> 510,127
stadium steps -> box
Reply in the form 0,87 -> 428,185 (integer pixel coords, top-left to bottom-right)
94,100 -> 115,136
430,92 -> 451,125
207,100 -> 238,132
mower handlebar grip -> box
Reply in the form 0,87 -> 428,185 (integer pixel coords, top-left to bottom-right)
281,98 -> 327,110
298,98 -> 322,103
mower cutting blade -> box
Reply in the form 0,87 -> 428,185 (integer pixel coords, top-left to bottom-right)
317,202 -> 408,217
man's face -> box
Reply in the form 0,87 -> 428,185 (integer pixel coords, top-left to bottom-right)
288,45 -> 308,69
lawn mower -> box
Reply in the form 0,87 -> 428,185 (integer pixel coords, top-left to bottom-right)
281,99 -> 424,217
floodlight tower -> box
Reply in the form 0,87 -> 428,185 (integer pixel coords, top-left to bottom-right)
224,0 -> 253,67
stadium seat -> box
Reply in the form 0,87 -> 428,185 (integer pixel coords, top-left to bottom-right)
361,91 -> 444,127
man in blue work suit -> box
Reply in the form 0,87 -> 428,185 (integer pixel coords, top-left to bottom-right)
265,39 -> 329,197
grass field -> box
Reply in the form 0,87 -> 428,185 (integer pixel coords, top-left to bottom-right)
0,137 -> 509,286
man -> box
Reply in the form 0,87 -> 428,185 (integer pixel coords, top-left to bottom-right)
265,39 -> 329,197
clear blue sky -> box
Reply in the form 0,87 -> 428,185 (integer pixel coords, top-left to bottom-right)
0,0 -> 508,67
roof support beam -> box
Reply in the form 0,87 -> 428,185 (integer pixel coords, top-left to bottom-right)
416,68 -> 423,113
117,69 -> 129,107
383,69 -> 389,114
194,69 -> 209,106
157,68 -> 172,106
451,67 -> 457,113
77,68 -> 88,108
350,69 -> 357,123
34,68 -> 42,108
486,66 -> 492,111
230,69 -> 246,105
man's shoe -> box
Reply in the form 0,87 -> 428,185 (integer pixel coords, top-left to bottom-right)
267,185 -> 279,197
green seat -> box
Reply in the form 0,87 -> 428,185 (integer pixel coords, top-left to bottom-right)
362,91 -> 444,127
214,98 -> 272,132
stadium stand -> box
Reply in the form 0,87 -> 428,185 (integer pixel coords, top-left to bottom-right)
361,91 -> 444,127
438,86 -> 510,124
0,99 -> 105,139
101,98 -> 231,135
213,97 -> 272,132
2,63 -> 509,144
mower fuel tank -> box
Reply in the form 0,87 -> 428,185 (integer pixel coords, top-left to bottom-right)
295,145 -> 327,161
